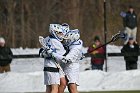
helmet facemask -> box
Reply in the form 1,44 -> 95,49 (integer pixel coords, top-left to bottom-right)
49,24 -> 64,41
54,30 -> 64,41
63,29 -> 80,45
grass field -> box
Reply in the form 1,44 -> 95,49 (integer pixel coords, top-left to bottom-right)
80,91 -> 140,93
79,91 -> 140,93
26,90 -> 140,93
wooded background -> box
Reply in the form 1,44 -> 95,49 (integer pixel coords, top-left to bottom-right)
0,0 -> 140,48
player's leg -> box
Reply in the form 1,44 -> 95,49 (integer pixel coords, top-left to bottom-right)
59,62 -> 67,93
59,77 -> 67,93
51,84 -> 59,93
46,85 -> 51,93
68,83 -> 78,93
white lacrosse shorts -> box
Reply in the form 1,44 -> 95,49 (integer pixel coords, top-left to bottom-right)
44,71 -> 60,85
65,68 -> 80,85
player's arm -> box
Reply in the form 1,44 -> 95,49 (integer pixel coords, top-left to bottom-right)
65,41 -> 83,63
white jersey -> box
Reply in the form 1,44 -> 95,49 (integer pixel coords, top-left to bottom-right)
64,39 -> 83,69
65,39 -> 83,63
64,39 -> 83,85
44,36 -> 66,68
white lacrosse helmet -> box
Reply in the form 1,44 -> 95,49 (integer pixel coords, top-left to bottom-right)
64,29 -> 80,43
49,24 -> 64,41
62,23 -> 70,35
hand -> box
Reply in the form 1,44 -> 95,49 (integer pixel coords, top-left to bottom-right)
46,49 -> 53,54
80,54 -> 85,60
92,50 -> 98,54
62,57 -> 72,64
41,49 -> 52,58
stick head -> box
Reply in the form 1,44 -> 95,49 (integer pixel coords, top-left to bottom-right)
39,36 -> 48,49
111,32 -> 121,42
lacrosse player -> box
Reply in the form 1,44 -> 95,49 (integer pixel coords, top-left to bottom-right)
59,29 -> 83,93
39,24 -> 66,93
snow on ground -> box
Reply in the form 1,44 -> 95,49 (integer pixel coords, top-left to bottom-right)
0,71 -> 44,92
0,45 -> 140,92
1,70 -> 140,92
107,45 -> 122,53
79,70 -> 140,91
11,47 -> 40,55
